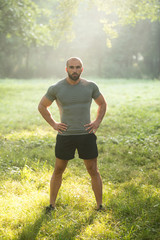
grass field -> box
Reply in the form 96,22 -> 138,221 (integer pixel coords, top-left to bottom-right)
0,78 -> 160,240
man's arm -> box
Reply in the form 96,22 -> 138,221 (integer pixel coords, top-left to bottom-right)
84,94 -> 107,133
38,96 -> 67,133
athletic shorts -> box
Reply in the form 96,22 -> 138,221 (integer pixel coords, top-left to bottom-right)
55,133 -> 98,160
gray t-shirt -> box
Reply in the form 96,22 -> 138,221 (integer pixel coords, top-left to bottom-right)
45,78 -> 101,135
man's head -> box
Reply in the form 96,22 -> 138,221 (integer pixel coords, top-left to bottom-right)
66,57 -> 83,81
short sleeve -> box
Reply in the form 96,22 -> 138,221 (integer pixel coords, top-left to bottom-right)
92,82 -> 101,99
45,85 -> 56,102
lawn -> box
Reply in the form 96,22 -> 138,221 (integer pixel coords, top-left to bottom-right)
0,78 -> 160,240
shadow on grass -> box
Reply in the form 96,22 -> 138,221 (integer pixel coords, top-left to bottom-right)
16,210 -> 47,240
16,208 -> 97,240
54,211 -> 96,240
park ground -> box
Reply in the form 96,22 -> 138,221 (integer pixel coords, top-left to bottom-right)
0,78 -> 160,240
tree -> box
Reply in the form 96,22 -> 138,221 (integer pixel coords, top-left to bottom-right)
0,0 -> 56,77
0,0 -> 159,78
0,0 -> 54,46
0,0 -> 159,47
89,0 -> 160,46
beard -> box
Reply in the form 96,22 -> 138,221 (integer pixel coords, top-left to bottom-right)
68,72 -> 80,81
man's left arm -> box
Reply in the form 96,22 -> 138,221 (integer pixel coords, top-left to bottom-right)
84,94 -> 107,133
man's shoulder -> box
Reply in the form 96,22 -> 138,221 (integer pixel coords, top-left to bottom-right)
48,78 -> 66,89
81,78 -> 97,86
81,78 -> 101,99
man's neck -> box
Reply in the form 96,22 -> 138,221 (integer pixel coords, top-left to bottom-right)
66,77 -> 81,85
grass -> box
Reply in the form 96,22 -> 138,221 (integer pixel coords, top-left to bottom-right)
0,78 -> 160,240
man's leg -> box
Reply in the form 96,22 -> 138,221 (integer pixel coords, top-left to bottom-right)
50,158 -> 68,207
84,158 -> 102,209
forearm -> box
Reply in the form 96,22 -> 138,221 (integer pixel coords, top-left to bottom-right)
95,102 -> 107,124
84,101 -> 107,133
38,104 -> 56,128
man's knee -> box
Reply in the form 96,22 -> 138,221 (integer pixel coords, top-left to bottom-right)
53,167 -> 64,176
86,163 -> 98,176
54,164 -> 66,175
53,158 -> 68,176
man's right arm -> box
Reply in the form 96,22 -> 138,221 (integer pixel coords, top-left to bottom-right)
38,96 -> 67,133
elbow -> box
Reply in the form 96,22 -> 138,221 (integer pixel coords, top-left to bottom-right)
38,103 -> 42,113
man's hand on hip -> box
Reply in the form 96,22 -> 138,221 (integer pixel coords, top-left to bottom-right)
53,122 -> 67,134
84,120 -> 100,134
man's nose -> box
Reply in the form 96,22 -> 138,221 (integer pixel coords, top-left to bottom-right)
73,67 -> 77,72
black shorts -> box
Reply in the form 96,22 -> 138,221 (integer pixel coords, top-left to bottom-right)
55,133 -> 98,160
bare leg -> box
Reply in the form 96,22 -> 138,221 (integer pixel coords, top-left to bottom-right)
50,158 -> 68,207
84,158 -> 102,209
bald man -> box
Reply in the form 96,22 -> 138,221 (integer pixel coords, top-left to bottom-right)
38,57 -> 107,212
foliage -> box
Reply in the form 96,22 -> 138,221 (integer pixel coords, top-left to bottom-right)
0,78 -> 160,239
90,0 -> 160,46
99,21 -> 160,79
117,0 -> 160,24
0,0 -> 160,79
51,0 -> 80,46
0,0 -> 53,46
0,0 -> 159,46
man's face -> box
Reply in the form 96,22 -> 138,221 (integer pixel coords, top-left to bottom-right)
66,59 -> 83,81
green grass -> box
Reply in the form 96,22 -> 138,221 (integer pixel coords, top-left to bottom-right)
0,78 -> 160,240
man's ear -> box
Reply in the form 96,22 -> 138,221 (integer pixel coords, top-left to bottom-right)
65,67 -> 68,72
82,67 -> 84,72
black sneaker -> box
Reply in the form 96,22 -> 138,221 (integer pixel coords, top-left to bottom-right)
97,204 -> 104,211
46,204 -> 55,214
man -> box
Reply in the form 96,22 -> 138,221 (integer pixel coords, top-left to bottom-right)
38,57 -> 107,212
